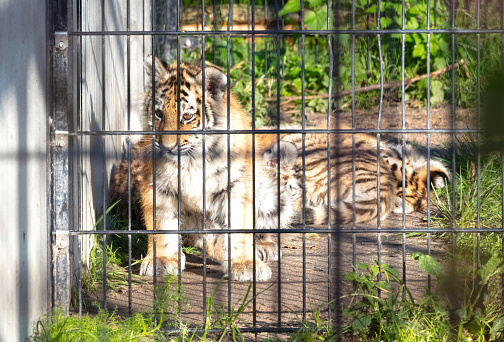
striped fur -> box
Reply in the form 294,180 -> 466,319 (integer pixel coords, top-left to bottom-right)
110,58 -> 299,281
275,125 -> 450,226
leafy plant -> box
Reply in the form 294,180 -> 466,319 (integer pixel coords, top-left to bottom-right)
343,254 -> 504,341
342,260 -> 418,339
29,305 -> 163,342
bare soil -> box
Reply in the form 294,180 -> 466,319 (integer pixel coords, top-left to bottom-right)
74,104 -> 477,339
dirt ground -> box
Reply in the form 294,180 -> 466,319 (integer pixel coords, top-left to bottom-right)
75,104 -> 477,339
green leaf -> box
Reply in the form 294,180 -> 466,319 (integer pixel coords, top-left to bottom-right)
304,10 -> 316,24
413,43 -> 426,59
490,316 -> 504,340
416,254 -> 445,278
352,313 -> 372,333
364,5 -> 377,14
411,252 -> 422,260
405,17 -> 419,30
356,262 -> 368,270
479,252 -> 504,286
380,17 -> 392,29
381,264 -> 401,282
305,8 -> 328,31
344,271 -> 359,281
434,57 -> 447,70
278,0 -> 301,16
306,0 -> 325,8
370,264 -> 379,276
376,281 -> 392,292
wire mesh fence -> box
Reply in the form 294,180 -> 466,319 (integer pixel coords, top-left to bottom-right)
49,0 -> 504,338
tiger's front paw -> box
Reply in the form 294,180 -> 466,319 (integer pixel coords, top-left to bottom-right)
256,238 -> 281,263
225,260 -> 272,281
139,254 -> 186,276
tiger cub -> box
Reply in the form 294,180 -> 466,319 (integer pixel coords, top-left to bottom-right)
277,126 -> 450,225
109,57 -> 300,281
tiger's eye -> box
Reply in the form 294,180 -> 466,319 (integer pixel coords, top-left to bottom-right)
154,109 -> 163,120
182,113 -> 193,121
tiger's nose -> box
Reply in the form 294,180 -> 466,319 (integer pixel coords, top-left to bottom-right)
165,142 -> 179,153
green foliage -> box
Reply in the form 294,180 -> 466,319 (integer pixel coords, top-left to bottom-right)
154,274 -> 189,324
179,0 -> 502,117
289,305 -> 336,341
431,137 -> 503,264
80,206 -> 147,297
29,305 -> 163,342
343,254 -> 504,341
279,0 -> 333,30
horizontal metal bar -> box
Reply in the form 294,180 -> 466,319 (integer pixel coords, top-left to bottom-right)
63,227 -> 504,235
70,128 -> 483,136
69,28 -> 504,36
162,327 -> 303,334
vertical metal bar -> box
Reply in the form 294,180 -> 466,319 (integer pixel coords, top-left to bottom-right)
225,0 -> 233,317
274,0 -> 282,325
265,0 -> 268,76
366,0 -> 370,72
450,0 -> 458,325
299,0 -> 307,319
376,0 -> 383,286
76,2 -> 84,318
126,0 -> 133,317
426,0 -> 433,292
351,0 -> 357,269
212,0 -> 217,64
101,0 -> 108,310
401,0 -> 408,294
150,37 -> 158,309
51,15 -> 71,313
226,0 -> 233,315
176,3 -> 183,325
476,0 -> 481,268
327,0 -> 334,321
74,0 -> 83,318
251,0 -> 257,327
202,0 -> 208,322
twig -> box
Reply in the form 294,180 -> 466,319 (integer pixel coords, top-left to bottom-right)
265,59 -> 467,103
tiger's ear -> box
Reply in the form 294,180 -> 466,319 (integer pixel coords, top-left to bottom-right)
198,67 -> 227,101
144,55 -> 168,83
264,141 -> 298,170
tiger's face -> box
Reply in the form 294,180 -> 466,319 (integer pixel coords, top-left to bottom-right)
381,143 -> 450,212
142,57 -> 227,159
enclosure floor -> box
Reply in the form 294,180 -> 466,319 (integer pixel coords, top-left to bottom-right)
75,210 -> 447,334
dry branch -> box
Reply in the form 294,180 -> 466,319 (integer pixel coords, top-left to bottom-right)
265,59 -> 467,104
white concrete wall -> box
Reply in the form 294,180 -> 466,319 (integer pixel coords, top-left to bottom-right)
0,0 -> 48,340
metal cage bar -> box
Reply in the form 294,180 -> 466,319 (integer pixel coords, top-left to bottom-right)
48,0 -> 504,337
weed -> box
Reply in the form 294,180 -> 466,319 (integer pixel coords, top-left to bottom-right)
80,210 -> 147,296
431,136 -> 503,263
29,304 -> 163,342
342,253 -> 504,341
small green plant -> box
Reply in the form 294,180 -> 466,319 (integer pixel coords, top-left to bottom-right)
342,253 -> 504,341
289,304 -> 336,341
29,304 -> 164,342
342,260 -> 419,340
80,205 -> 147,296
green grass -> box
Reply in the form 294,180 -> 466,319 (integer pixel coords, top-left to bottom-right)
342,254 -> 504,341
430,136 -> 503,264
